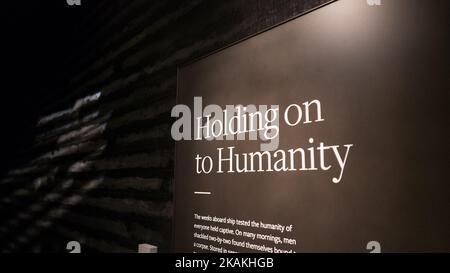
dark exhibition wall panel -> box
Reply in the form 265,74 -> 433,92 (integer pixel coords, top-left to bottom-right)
0,0 -> 330,253
174,0 -> 449,253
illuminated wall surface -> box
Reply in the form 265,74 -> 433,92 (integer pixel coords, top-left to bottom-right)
1,0 -> 449,253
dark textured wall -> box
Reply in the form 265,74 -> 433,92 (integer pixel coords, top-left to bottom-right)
0,0 -> 329,253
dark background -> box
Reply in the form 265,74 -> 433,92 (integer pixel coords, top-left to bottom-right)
0,0 -> 329,252
2,0 -> 94,174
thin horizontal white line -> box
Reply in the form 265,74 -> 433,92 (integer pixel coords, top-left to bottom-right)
194,191 -> 211,195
